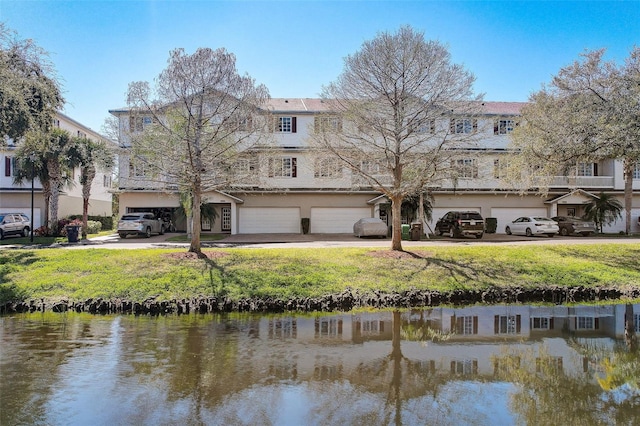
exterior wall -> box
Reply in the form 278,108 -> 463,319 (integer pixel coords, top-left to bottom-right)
0,192 -> 45,227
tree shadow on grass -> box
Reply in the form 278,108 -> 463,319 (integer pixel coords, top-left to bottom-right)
0,251 -> 37,304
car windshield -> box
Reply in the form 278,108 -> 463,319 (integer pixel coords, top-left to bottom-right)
533,217 -> 552,221
121,215 -> 142,220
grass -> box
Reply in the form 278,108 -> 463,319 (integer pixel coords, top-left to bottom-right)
2,243 -> 640,306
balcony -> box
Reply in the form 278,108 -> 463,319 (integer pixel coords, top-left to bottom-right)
547,176 -> 615,189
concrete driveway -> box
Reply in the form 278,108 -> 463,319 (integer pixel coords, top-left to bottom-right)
72,231 -> 640,249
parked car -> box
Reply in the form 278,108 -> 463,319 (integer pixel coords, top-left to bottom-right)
353,218 -> 388,238
0,213 -> 31,240
117,212 -> 165,238
435,211 -> 484,239
505,217 -> 559,237
551,216 -> 596,236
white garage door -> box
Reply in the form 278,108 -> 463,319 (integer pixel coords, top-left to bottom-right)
310,207 -> 372,233
239,207 -> 300,233
491,207 -> 549,234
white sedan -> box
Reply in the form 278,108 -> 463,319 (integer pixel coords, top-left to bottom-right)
505,217 -> 559,237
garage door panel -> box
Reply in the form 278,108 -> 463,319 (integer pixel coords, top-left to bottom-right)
239,208 -> 300,233
311,207 -> 372,233
491,207 -> 548,234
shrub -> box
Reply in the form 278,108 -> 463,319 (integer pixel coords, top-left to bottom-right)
85,220 -> 102,234
67,215 -> 114,231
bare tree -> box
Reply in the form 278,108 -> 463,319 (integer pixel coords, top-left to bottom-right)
313,26 -> 483,251
509,47 -> 640,234
126,47 -> 270,255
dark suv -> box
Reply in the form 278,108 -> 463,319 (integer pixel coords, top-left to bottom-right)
435,211 -> 484,239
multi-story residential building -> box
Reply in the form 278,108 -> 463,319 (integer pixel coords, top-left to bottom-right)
0,112 -> 115,228
110,99 -> 640,235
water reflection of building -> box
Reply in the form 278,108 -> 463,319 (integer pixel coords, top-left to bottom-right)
253,303 -> 639,382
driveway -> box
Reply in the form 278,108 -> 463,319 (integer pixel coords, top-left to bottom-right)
66,232 -> 640,249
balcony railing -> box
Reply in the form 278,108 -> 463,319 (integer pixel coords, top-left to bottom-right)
547,176 -> 615,189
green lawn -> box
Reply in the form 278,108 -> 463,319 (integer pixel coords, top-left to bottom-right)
2,243 -> 640,305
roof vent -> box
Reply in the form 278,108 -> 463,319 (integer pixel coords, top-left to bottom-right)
284,99 -> 289,103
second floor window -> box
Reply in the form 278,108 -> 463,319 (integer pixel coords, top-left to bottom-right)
495,315 -> 521,334
454,158 -> 478,179
633,162 -> 640,180
450,118 -> 477,134
129,116 -> 154,133
577,162 -> 596,177
268,157 -> 297,178
129,160 -> 147,177
4,156 -> 11,177
493,158 -> 510,180
360,160 -> 381,175
314,158 -> 342,178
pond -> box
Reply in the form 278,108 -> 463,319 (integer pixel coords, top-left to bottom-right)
1,303 -> 639,425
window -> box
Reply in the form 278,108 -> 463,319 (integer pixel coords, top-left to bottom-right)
235,158 -> 258,175
633,162 -> 640,180
634,314 -> 640,333
451,359 -> 478,375
77,130 -> 86,138
536,357 -> 563,374
4,156 -> 11,177
577,316 -> 599,330
494,119 -> 515,135
314,158 -> 342,178
221,207 -> 231,231
450,118 -> 477,134
52,118 -> 60,128
493,158 -> 510,179
268,157 -> 297,178
452,315 -> 478,335
454,158 -> 478,178
415,119 -> 436,134
275,116 -> 296,133
577,162 -> 596,177
269,318 -> 297,339
315,318 -> 343,337
495,315 -> 521,334
532,317 -> 550,330
201,216 -> 211,231
360,160 -> 381,175
314,116 -> 342,133
129,160 -> 147,177
103,175 -> 112,188
129,115 -> 154,132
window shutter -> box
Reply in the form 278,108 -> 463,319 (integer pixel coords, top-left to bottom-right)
472,360 -> 478,374
494,315 -> 499,334
314,117 -> 320,133
291,157 -> 297,178
494,121 -> 499,135
450,361 -> 456,374
594,317 -> 600,329
451,315 -> 456,332
583,357 -> 589,373
593,163 -> 598,176
337,118 -> 343,132
473,119 -> 478,132
450,119 -> 455,133
456,317 -> 464,334
550,318 -> 554,329
338,319 -> 343,334
379,320 -> 384,332
4,157 -> 10,177
516,315 -> 521,333
291,117 -> 297,133
268,158 -> 274,177
473,316 -> 478,334
129,116 -> 135,132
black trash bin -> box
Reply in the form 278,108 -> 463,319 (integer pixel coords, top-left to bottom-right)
410,222 -> 423,241
66,225 -> 81,243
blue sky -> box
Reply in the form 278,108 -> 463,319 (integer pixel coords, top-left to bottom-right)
2,1 -> 639,133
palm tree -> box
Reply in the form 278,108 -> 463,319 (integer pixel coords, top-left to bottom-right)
68,137 -> 114,238
14,128 -> 78,234
584,192 -> 623,233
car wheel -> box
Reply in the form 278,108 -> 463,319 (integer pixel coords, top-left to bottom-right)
0,229 -> 4,240
560,227 -> 569,236
547,233 -> 554,238
144,227 -> 152,238
525,228 -> 533,237
160,225 -> 165,235
22,227 -> 30,238
475,233 -> 483,239
505,227 -> 512,235
448,227 -> 456,238
581,232 -> 592,237
118,232 -> 127,239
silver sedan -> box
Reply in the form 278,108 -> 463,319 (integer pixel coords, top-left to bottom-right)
505,217 -> 559,237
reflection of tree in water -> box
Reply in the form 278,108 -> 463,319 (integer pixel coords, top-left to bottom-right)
349,310 -> 451,426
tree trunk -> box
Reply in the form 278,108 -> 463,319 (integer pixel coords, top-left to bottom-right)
189,188 -> 203,255
623,157 -> 633,235
47,159 -> 61,235
81,165 -> 96,239
390,195 -> 403,251
41,180 -> 51,232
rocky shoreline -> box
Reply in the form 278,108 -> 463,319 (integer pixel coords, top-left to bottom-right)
3,285 -> 640,315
